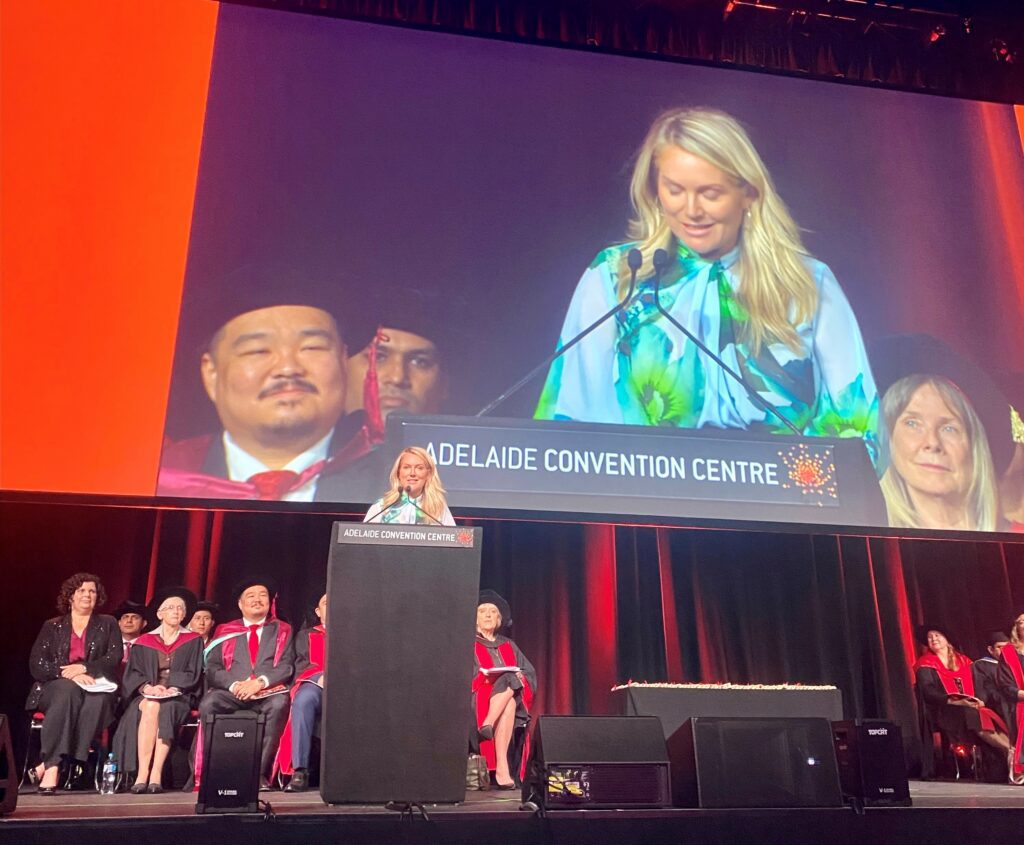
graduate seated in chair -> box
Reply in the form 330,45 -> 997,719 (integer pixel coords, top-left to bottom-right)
274,590 -> 327,793
914,624 -> 1011,780
112,587 -> 204,793
194,576 -> 295,791
472,591 -> 536,790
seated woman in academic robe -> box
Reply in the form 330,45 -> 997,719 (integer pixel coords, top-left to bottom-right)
472,590 -> 536,789
112,586 -> 203,793
27,572 -> 121,794
998,613 -> 1024,784
914,624 -> 1011,779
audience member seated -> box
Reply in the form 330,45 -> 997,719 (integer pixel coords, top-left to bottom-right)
472,590 -> 536,789
187,601 -> 218,646
974,631 -> 1014,733
26,572 -> 121,794
194,576 -> 295,791
914,624 -> 1011,780
274,590 -> 327,792
112,587 -> 204,794
999,613 -> 1024,784
113,600 -> 148,668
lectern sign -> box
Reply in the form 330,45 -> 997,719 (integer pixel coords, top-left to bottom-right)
337,524 -> 478,548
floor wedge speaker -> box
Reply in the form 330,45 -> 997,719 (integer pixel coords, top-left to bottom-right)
196,711 -> 265,814
0,715 -> 16,816
668,716 -> 843,808
832,720 -> 911,806
522,715 -> 670,809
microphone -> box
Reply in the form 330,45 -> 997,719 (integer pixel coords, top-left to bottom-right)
363,495 -> 402,524
476,247 -> 644,416
401,486 -> 448,526
650,248 -> 802,435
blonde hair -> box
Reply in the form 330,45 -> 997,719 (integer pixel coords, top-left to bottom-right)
623,107 -> 817,353
378,446 -> 448,523
1010,614 -> 1024,650
879,374 -> 998,531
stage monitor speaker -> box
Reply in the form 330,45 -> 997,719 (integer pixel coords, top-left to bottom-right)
667,717 -> 843,808
0,714 -> 16,816
522,715 -> 671,809
196,711 -> 265,814
832,720 -> 911,806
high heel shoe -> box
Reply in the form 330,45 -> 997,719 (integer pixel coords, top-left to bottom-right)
130,782 -> 148,794
147,783 -> 163,794
477,724 -> 494,741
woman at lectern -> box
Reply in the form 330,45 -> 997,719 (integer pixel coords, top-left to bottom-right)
26,573 -> 121,794
879,374 -> 1000,532
913,625 -> 1011,778
363,446 -> 455,525
534,107 -> 879,465
472,590 -> 536,789
112,586 -> 203,794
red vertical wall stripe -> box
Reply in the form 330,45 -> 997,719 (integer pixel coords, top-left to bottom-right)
583,524 -> 618,713
657,528 -> 685,681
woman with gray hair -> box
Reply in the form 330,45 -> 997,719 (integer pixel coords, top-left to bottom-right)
880,373 -> 999,531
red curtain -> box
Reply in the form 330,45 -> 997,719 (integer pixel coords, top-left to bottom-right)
5,498 -> 1024,771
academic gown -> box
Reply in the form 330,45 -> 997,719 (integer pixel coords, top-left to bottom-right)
112,631 -> 203,774
472,634 -> 536,777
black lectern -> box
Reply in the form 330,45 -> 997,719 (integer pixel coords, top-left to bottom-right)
320,521 -> 482,804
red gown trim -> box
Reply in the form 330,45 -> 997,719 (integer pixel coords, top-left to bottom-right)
1001,643 -> 1024,777
133,629 -> 200,654
914,652 -> 1007,734
473,640 -> 534,779
273,626 -> 326,778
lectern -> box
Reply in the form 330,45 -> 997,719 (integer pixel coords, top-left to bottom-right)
320,521 -> 482,804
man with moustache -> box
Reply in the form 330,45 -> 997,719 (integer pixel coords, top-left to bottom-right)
158,299 -> 384,502
194,577 -> 295,790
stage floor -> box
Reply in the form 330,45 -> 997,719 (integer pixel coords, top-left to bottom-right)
3,781 -> 1024,844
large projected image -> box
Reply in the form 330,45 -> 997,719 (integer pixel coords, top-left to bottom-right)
154,5 -> 1024,533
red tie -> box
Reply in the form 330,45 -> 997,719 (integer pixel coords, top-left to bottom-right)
123,641 -> 132,663
247,470 -> 301,500
247,624 -> 263,668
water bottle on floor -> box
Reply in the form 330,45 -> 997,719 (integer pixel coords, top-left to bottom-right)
101,753 -> 117,795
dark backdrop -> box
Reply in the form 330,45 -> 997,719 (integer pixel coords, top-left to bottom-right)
4,498 -> 1023,773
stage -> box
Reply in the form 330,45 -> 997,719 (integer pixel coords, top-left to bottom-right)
2,782 -> 1022,845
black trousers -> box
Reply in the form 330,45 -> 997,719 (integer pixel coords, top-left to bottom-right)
38,679 -> 116,766
198,688 -> 290,778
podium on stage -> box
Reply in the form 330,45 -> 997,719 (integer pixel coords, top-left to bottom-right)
319,521 -> 482,804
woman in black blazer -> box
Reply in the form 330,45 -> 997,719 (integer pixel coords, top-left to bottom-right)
26,572 -> 121,794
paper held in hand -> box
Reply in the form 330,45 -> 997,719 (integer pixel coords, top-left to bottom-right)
142,689 -> 182,700
253,683 -> 290,699
78,677 -> 118,694
479,666 -> 520,675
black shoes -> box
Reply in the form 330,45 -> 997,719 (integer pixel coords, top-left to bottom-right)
284,768 -> 309,793
477,724 -> 495,741
130,783 -> 148,794
259,777 -> 272,792
147,783 -> 163,794
37,786 -> 58,796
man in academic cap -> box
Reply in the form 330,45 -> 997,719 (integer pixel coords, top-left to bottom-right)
113,600 -> 148,668
187,601 -> 219,647
194,576 -> 295,790
156,264 -> 385,502
274,589 -> 327,792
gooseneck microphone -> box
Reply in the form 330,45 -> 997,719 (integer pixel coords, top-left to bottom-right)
402,486 -> 447,526
650,248 -> 801,435
475,248 -> 644,417
363,495 -> 401,524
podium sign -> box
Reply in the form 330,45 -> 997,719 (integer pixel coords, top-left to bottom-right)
320,522 -> 482,804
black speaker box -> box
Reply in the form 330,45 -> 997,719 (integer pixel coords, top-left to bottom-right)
196,711 -> 265,814
0,714 -> 16,816
522,715 -> 671,809
667,716 -> 843,808
832,720 -> 911,806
